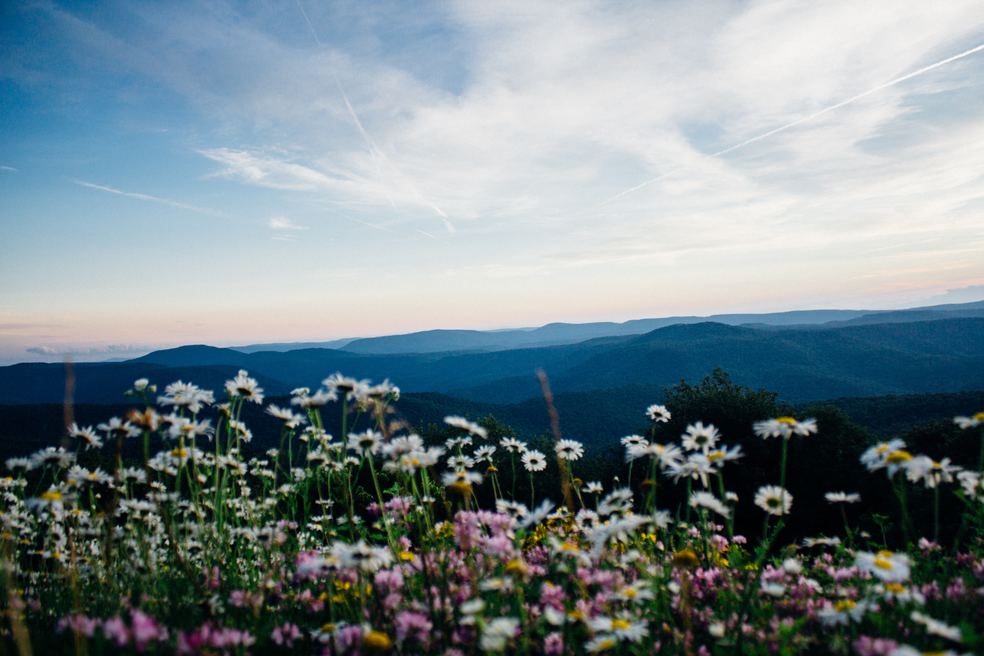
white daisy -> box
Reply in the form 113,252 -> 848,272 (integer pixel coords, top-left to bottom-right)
555,439 -> 584,461
953,412 -> 984,429
521,450 -> 547,472
689,491 -> 730,518
825,492 -> 861,504
681,422 -> 720,452
754,485 -> 792,516
225,369 -> 264,404
753,416 -> 818,440
499,437 -> 527,453
855,550 -> 910,582
646,404 -> 671,423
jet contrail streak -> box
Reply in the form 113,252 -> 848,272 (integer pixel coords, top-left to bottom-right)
72,180 -> 226,217
297,0 -> 451,230
600,41 -> 984,207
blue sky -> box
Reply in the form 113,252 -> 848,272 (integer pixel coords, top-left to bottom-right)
2,0 -> 984,364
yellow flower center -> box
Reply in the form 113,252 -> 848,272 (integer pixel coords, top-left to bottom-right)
834,599 -> 857,612
776,417 -> 797,425
595,638 -> 617,651
873,557 -> 894,570
885,583 -> 905,593
672,548 -> 699,569
623,588 -> 637,599
707,451 -> 725,462
398,551 -> 415,562
320,622 -> 335,633
973,411 -> 984,421
40,490 -> 62,502
363,630 -> 392,651
171,448 -> 189,458
505,559 -> 528,576
611,618 -> 632,631
447,481 -> 472,496
885,450 -> 912,464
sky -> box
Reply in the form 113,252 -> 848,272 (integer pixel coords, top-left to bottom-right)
1,0 -> 984,364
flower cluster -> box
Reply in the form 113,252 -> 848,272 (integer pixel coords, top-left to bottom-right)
2,375 -> 982,654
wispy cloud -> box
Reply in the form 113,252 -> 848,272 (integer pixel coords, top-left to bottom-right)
601,40 -> 984,206
72,179 -> 226,217
0,165 -> 17,172
26,343 -> 151,357
269,215 -> 307,230
4,0 -> 984,346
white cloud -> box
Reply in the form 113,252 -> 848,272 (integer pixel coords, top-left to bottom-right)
17,0 -> 984,317
269,216 -> 307,231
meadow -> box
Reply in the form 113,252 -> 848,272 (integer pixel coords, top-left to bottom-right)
2,370 -> 982,654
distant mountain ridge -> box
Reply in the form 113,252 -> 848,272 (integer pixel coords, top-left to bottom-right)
231,299 -> 984,355
2,316 -> 983,406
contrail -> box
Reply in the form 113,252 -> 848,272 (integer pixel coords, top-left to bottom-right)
296,0 -> 453,231
600,41 -> 984,207
295,0 -> 321,46
72,180 -> 226,217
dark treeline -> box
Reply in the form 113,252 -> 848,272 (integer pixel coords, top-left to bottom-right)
0,371 -> 980,546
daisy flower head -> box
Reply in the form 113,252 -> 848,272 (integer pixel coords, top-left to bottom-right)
499,437 -> 527,453
158,380 -> 215,414
626,442 -> 684,469
479,617 -> 519,652
97,417 -> 140,440
521,450 -> 547,472
860,439 -> 906,471
167,417 -> 214,441
909,611 -> 963,643
953,411 -> 984,429
587,616 -> 648,643
754,485 -> 793,516
347,430 -> 383,456
331,540 -> 393,573
753,416 -> 818,440
689,491 -> 730,518
30,446 -> 75,470
957,470 -> 984,501
668,453 -> 714,488
825,492 -> 861,504
132,377 -> 152,392
442,469 -> 483,487
291,388 -> 337,408
856,550 -> 911,582
444,415 -> 488,439
473,445 -> 497,463
904,456 -> 960,488
555,439 -> 584,461
367,379 -> 399,400
322,373 -> 369,398
266,404 -> 306,429
620,434 -> 648,448
817,599 -> 870,626
646,404 -> 671,423
706,444 -> 743,467
583,481 -> 604,494
681,422 -> 720,452
68,423 -> 103,450
225,370 -> 264,404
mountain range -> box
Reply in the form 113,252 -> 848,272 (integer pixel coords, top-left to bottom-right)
1,298 -> 982,406
229,300 -> 984,355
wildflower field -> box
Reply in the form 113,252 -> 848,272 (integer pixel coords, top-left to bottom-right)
3,371 -> 983,655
